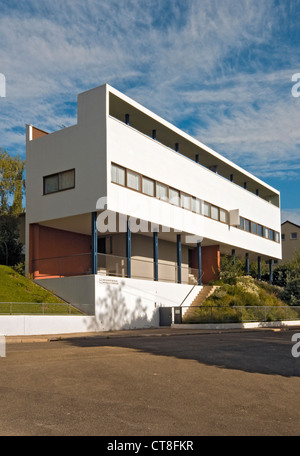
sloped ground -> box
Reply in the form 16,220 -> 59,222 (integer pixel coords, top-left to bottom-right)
183,276 -> 299,323
0,265 -> 82,314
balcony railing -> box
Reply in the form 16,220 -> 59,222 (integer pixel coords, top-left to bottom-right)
32,252 -> 199,284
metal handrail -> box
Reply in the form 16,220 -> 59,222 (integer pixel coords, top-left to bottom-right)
0,302 -> 88,315
180,305 -> 300,323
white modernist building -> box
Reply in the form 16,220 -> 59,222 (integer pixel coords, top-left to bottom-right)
25,84 -> 281,330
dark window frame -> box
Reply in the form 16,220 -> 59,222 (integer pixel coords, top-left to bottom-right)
43,168 -> 75,195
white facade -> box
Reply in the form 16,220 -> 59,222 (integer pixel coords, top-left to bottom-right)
25,83 -> 282,328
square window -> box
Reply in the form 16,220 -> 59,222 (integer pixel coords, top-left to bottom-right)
192,198 -> 201,214
156,182 -> 168,201
127,170 -> 141,191
44,174 -> 59,194
142,177 -> 155,196
291,232 -> 298,240
244,219 -> 250,232
211,205 -> 219,221
264,227 -> 269,239
257,225 -> 263,236
111,164 -> 125,186
60,169 -> 75,190
251,222 -> 257,234
169,188 -> 180,206
220,209 -> 228,223
203,202 -> 210,217
181,193 -> 191,210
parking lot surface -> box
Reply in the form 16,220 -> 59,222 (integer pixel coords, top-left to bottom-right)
1,328 -> 300,436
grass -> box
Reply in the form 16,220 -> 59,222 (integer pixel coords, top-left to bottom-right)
183,276 -> 300,323
0,265 -> 83,315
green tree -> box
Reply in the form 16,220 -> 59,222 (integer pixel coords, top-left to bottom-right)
0,149 -> 25,266
0,149 -> 25,215
0,216 -> 23,266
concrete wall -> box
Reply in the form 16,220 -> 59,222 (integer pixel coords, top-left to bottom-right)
26,85 -> 107,224
30,275 -> 202,333
25,85 -> 108,275
107,116 -> 281,259
94,276 -> 201,331
35,275 -> 96,315
0,315 -> 96,336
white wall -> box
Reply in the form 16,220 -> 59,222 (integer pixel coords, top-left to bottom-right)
107,116 -> 281,258
26,85 -> 108,225
94,276 -> 201,330
0,315 -> 95,336
4,275 -> 200,334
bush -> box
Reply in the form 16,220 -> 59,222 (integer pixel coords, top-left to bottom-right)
12,262 -> 25,276
282,278 -> 300,305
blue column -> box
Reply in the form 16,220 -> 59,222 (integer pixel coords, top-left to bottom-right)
245,253 -> 250,275
126,220 -> 131,278
177,234 -> 182,284
197,241 -> 202,285
153,231 -> 158,281
258,256 -> 262,280
269,259 -> 273,284
91,212 -> 98,275
232,249 -> 236,266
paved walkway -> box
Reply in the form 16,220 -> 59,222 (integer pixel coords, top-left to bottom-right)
5,324 -> 300,344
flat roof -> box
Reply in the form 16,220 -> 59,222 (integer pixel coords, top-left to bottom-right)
106,84 -> 280,204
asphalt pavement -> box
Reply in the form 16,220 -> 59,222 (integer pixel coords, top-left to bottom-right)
1,327 -> 300,436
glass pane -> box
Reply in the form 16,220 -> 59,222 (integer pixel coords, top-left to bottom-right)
192,198 -> 201,214
257,225 -> 263,236
244,219 -> 250,232
111,164 -> 125,186
142,177 -> 155,196
264,227 -> 269,238
275,232 -> 279,243
60,170 -> 74,190
181,193 -> 191,210
156,182 -> 168,201
269,230 -> 274,241
169,188 -> 180,206
203,202 -> 210,217
211,205 -> 219,220
127,170 -> 141,191
44,174 -> 59,194
239,217 -> 244,229
251,222 -> 257,234
220,209 -> 228,223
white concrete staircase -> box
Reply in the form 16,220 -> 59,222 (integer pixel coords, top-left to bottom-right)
182,285 -> 218,319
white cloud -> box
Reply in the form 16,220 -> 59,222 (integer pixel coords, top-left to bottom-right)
0,0 -> 299,193
281,209 -> 300,226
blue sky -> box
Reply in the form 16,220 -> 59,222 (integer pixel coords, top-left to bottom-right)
0,0 -> 299,224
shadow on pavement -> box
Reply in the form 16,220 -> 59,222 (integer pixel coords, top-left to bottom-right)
60,328 -> 300,378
